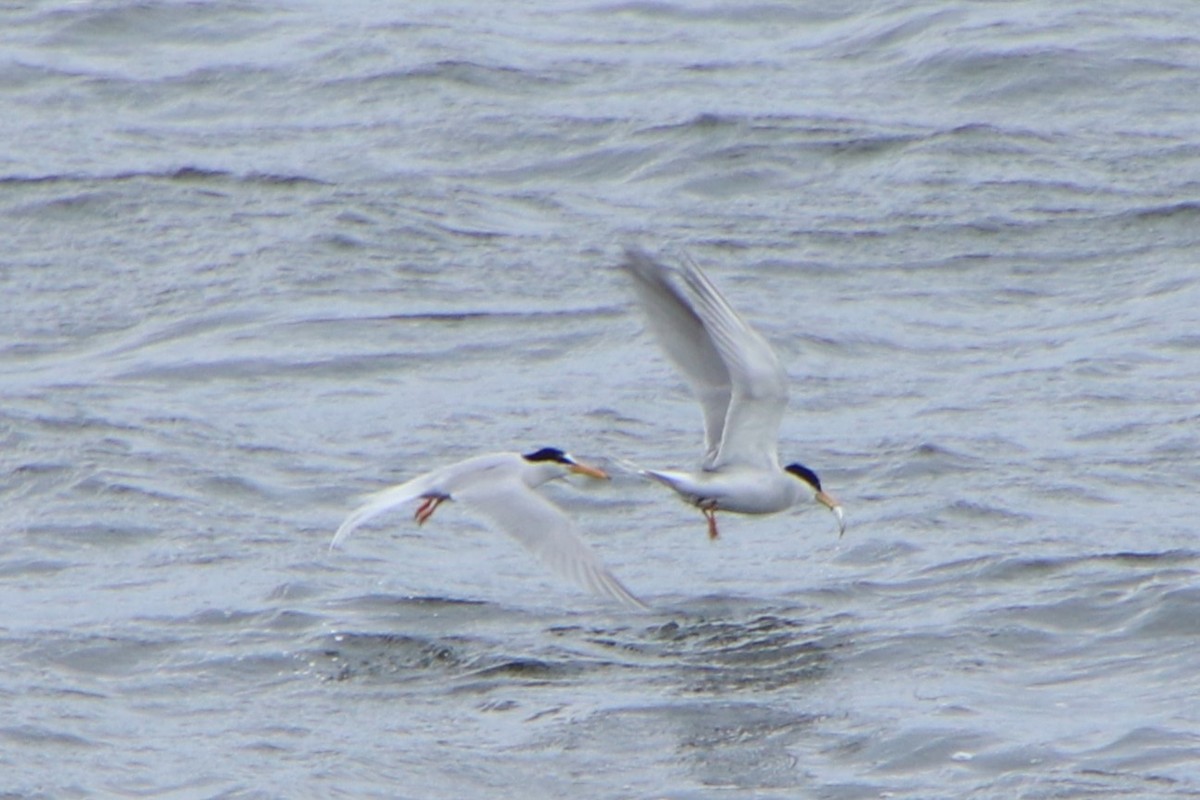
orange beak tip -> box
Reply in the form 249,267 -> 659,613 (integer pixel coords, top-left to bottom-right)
816,490 -> 845,537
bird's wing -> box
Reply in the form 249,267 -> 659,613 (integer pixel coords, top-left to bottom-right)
455,476 -> 648,609
675,253 -> 788,471
621,247 -> 732,465
328,455 -> 511,550
329,472 -> 438,550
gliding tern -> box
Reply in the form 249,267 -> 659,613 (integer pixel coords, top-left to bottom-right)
332,447 -> 646,609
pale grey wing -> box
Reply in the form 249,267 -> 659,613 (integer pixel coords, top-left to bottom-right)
677,254 -> 788,471
330,472 -> 438,550
621,247 -> 732,464
455,477 -> 648,610
333,474 -> 422,551
330,453 -> 516,550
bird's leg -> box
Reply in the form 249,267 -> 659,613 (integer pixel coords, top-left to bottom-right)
414,494 -> 447,525
699,500 -> 720,540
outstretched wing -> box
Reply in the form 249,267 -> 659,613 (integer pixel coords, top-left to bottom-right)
455,476 -> 648,610
675,253 -> 788,471
621,247 -> 732,465
331,453 -> 519,550
330,471 -> 440,550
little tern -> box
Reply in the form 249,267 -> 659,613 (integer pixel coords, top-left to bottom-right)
620,247 -> 844,540
332,447 -> 647,609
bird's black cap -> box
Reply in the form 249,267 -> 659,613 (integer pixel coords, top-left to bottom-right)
784,463 -> 823,491
523,447 -> 571,464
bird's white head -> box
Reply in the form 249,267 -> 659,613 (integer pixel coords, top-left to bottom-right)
785,462 -> 845,537
522,447 -> 610,482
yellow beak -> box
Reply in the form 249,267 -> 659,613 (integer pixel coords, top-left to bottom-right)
816,489 -> 846,537
567,460 -> 610,480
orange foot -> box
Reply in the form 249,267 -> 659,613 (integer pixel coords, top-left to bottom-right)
414,494 -> 447,525
701,503 -> 719,540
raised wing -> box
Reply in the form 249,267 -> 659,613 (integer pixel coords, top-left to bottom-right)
676,253 -> 788,470
621,247 -> 732,465
455,476 -> 648,609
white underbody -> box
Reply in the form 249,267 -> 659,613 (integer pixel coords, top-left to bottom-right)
642,465 -> 806,515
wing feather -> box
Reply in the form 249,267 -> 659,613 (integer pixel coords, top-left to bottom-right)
330,453 -> 510,550
332,453 -> 647,610
455,477 -> 648,609
621,247 -> 731,464
622,248 -> 788,471
676,254 -> 788,470
330,472 -> 441,550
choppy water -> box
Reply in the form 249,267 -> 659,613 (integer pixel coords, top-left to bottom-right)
3,1 -> 1200,797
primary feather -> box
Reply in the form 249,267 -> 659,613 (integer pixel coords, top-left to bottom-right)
621,247 -> 787,471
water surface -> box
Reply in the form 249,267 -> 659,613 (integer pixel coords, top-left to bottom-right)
2,1 -> 1199,797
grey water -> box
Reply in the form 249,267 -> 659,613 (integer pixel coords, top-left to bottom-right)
2,1 -> 1199,797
